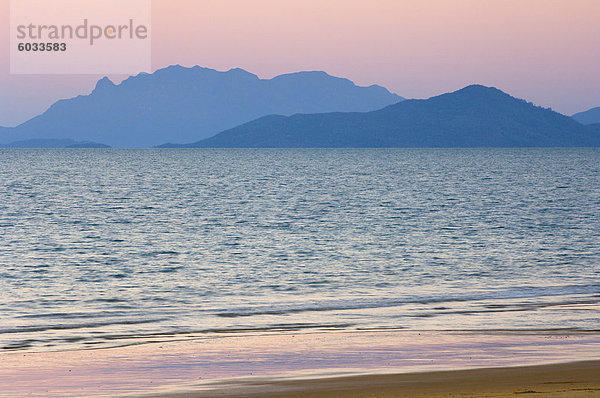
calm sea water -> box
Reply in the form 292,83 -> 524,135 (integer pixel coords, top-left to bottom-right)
1,148 -> 599,352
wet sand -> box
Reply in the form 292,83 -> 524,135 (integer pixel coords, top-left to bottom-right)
156,360 -> 600,397
1,330 -> 599,397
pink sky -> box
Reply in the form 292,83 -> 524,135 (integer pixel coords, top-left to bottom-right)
1,0 -> 600,126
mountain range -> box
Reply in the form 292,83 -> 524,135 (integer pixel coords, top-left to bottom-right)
1,65 -> 599,148
0,66 -> 402,148
163,85 -> 600,148
572,106 -> 600,125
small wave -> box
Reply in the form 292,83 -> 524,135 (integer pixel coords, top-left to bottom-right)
88,298 -> 128,304
16,310 -> 132,319
159,266 -> 184,273
2,339 -> 35,350
1,322 -> 355,351
215,283 -> 600,318
142,250 -> 180,257
0,318 -> 166,335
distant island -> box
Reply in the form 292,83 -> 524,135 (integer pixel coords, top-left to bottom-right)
0,66 -> 402,148
1,65 -> 599,148
0,139 -> 110,148
572,106 -> 600,125
160,85 -> 600,148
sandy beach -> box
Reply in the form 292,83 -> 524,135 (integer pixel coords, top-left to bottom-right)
156,360 -> 600,397
2,330 -> 599,397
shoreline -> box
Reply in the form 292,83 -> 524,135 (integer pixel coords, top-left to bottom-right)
1,330 -> 599,397
150,360 -> 600,397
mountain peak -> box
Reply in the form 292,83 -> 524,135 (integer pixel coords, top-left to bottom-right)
291,71 -> 331,77
185,84 -> 600,148
271,70 -> 335,81
164,64 -> 187,71
226,67 -> 259,79
94,76 -> 116,91
1,66 -> 402,147
420,84 -> 515,106
455,84 -> 505,96
572,106 -> 600,125
154,64 -> 210,74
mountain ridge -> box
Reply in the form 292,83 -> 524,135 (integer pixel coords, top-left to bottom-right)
572,106 -> 600,125
164,84 -> 600,148
0,65 -> 403,147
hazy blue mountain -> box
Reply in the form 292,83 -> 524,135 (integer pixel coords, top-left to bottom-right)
572,106 -> 600,125
169,85 -> 600,148
65,141 -> 111,148
1,138 -> 110,148
0,66 -> 402,148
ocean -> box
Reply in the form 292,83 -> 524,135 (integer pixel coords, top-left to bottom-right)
1,148 -> 599,352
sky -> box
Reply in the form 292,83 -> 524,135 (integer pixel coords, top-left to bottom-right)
1,0 -> 600,126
